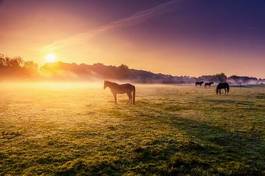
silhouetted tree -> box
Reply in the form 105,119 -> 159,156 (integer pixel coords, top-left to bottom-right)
0,54 -> 39,79
215,73 -> 227,82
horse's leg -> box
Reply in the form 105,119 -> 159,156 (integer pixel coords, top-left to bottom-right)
112,92 -> 117,104
127,92 -> 132,104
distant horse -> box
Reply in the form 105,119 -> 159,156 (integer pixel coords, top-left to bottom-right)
104,81 -> 136,104
204,82 -> 214,88
216,82 -> 230,95
195,81 -> 204,86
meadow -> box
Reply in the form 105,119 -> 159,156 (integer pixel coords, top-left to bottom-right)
0,82 -> 265,175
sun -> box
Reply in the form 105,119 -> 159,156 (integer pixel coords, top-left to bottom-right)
45,53 -> 57,63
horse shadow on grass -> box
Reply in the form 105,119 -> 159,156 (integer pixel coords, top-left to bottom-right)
55,111 -> 265,176
124,116 -> 265,175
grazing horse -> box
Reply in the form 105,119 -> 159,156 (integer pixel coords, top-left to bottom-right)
204,82 -> 214,88
195,81 -> 204,86
104,81 -> 136,104
216,82 -> 230,95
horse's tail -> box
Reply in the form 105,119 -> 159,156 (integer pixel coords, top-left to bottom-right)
216,87 -> 219,94
227,84 -> 230,93
132,86 -> 136,104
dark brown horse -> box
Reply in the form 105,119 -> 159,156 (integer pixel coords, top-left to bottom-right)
204,82 -> 214,88
195,81 -> 204,86
216,82 -> 230,95
104,81 -> 136,104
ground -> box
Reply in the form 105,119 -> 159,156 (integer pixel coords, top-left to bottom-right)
0,83 -> 265,176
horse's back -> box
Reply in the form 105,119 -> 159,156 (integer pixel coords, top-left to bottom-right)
112,83 -> 135,94
121,83 -> 135,89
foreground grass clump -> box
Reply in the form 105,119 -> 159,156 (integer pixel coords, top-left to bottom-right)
0,83 -> 265,175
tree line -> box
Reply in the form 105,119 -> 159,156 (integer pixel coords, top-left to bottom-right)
0,54 -> 38,80
0,54 -> 264,84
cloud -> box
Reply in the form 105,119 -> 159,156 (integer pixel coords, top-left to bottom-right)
42,0 -> 179,52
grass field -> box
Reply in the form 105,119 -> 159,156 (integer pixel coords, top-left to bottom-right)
0,83 -> 265,175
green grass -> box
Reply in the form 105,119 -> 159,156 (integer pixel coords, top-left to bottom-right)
0,83 -> 265,175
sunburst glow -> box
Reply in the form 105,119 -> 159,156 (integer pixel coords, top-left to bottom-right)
45,54 -> 57,63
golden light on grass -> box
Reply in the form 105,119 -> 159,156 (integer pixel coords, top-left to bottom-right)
45,53 -> 57,63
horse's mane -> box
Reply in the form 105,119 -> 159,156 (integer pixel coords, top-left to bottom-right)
105,81 -> 119,86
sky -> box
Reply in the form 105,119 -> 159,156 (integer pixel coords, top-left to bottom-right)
0,0 -> 265,77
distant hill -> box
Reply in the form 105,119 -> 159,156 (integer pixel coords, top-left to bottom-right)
40,62 -> 196,84
0,54 -> 264,84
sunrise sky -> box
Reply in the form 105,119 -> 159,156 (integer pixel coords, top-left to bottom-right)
1,0 -> 265,77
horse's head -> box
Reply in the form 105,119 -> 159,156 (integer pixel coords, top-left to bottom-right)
104,80 -> 111,89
